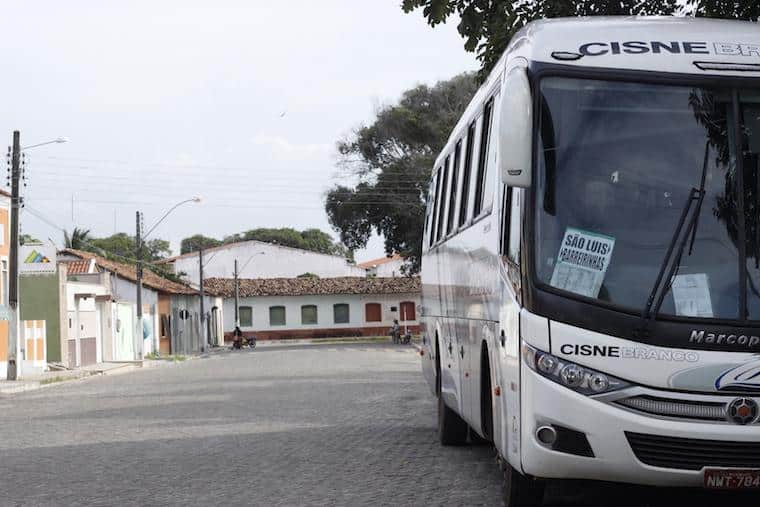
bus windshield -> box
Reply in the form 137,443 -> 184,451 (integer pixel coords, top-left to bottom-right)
535,76 -> 760,321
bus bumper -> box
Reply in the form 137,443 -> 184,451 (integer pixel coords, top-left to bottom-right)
520,366 -> 760,487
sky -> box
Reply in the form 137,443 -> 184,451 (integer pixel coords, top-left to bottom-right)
0,1 -> 477,263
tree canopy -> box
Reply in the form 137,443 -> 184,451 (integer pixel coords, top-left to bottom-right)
20,234 -> 40,246
180,228 -> 351,259
64,229 -> 170,263
180,234 -> 222,255
402,1 -> 760,79
325,73 -> 478,272
64,227 -> 92,251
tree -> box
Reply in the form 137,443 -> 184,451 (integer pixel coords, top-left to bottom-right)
402,1 -> 759,79
63,227 -> 92,250
685,1 -> 760,20
219,227 -> 351,258
20,234 -> 39,245
325,73 -> 478,272
180,234 -> 222,255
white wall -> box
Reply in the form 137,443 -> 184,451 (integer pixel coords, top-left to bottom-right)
170,241 -> 365,287
222,292 -> 420,333
373,259 -> 406,277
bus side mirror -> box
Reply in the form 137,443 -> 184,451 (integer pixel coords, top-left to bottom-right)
499,65 -> 532,188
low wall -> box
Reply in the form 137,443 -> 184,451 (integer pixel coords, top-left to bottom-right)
224,325 -> 421,342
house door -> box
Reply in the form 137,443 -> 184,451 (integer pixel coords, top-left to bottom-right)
113,303 -> 135,361
77,296 -> 98,366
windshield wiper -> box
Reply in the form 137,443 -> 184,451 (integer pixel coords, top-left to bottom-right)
638,141 -> 710,330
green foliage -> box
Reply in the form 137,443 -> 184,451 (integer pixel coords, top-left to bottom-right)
685,0 -> 760,19
63,227 -> 92,250
20,234 -> 40,245
87,233 -> 170,262
325,73 -> 478,272
297,272 -> 319,279
220,227 -> 350,257
402,1 -> 759,79
180,234 -> 222,255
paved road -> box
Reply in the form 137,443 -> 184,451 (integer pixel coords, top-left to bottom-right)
0,343 -> 751,506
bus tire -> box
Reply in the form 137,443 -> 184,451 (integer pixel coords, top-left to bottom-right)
480,346 -> 493,442
438,390 -> 468,445
501,462 -> 545,507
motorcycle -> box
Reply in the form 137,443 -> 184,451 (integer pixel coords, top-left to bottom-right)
232,334 -> 257,350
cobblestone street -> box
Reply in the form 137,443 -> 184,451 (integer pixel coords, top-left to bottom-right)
0,344 -> 503,506
0,343 -> 751,507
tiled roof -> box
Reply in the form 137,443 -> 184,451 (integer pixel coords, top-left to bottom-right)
61,249 -> 197,295
356,254 -> 403,269
64,259 -> 94,275
204,276 -> 420,298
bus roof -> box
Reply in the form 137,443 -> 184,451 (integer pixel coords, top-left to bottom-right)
432,16 -> 760,173
511,16 -> 760,76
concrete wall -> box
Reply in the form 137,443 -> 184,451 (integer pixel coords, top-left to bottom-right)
20,272 -> 62,362
222,292 -> 419,339
112,276 -> 158,306
373,259 -> 406,277
170,241 -> 365,286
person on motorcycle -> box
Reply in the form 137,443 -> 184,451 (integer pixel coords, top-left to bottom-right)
232,326 -> 244,350
390,319 -> 401,343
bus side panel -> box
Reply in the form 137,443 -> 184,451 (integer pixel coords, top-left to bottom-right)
445,213 -> 501,430
496,270 -> 523,469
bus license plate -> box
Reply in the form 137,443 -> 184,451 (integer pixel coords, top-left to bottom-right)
704,469 -> 760,489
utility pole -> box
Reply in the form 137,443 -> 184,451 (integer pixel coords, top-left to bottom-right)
135,211 -> 143,360
199,248 -> 205,351
234,259 -> 239,327
6,131 -> 20,380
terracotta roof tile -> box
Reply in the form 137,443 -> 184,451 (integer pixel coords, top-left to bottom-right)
64,259 -> 94,275
204,276 -> 420,298
356,254 -> 403,269
61,249 -> 197,295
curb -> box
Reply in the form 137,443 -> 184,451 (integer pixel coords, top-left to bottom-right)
0,362 -> 140,395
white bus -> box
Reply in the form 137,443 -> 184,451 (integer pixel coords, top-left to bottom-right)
419,16 -> 760,505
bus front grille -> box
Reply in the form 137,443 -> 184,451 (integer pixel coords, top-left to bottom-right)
626,432 -> 760,470
614,395 -> 727,422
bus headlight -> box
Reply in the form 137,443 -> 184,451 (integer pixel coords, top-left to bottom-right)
522,343 -> 629,396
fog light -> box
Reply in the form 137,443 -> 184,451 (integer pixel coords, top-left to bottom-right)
560,364 -> 584,388
536,425 -> 557,445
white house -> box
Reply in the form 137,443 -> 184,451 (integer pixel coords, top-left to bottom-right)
204,276 -> 420,340
160,240 -> 366,287
356,254 -> 407,277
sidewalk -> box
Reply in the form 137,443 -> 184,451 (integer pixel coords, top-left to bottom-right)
0,362 -> 140,395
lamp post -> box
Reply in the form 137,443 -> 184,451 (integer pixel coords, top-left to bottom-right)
7,133 -> 68,380
135,196 -> 201,359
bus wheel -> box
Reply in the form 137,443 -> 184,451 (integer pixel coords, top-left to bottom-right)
501,462 -> 545,507
438,391 -> 468,445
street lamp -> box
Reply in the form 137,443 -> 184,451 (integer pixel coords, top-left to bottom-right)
135,196 -> 201,360
21,137 -> 69,151
7,132 -> 68,380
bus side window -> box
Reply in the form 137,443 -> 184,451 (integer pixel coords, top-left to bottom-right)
446,140 -> 462,235
500,185 -> 513,256
429,168 -> 442,247
508,188 -> 521,263
424,178 -> 436,250
435,156 -> 451,242
458,121 -> 477,227
474,97 -> 495,217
